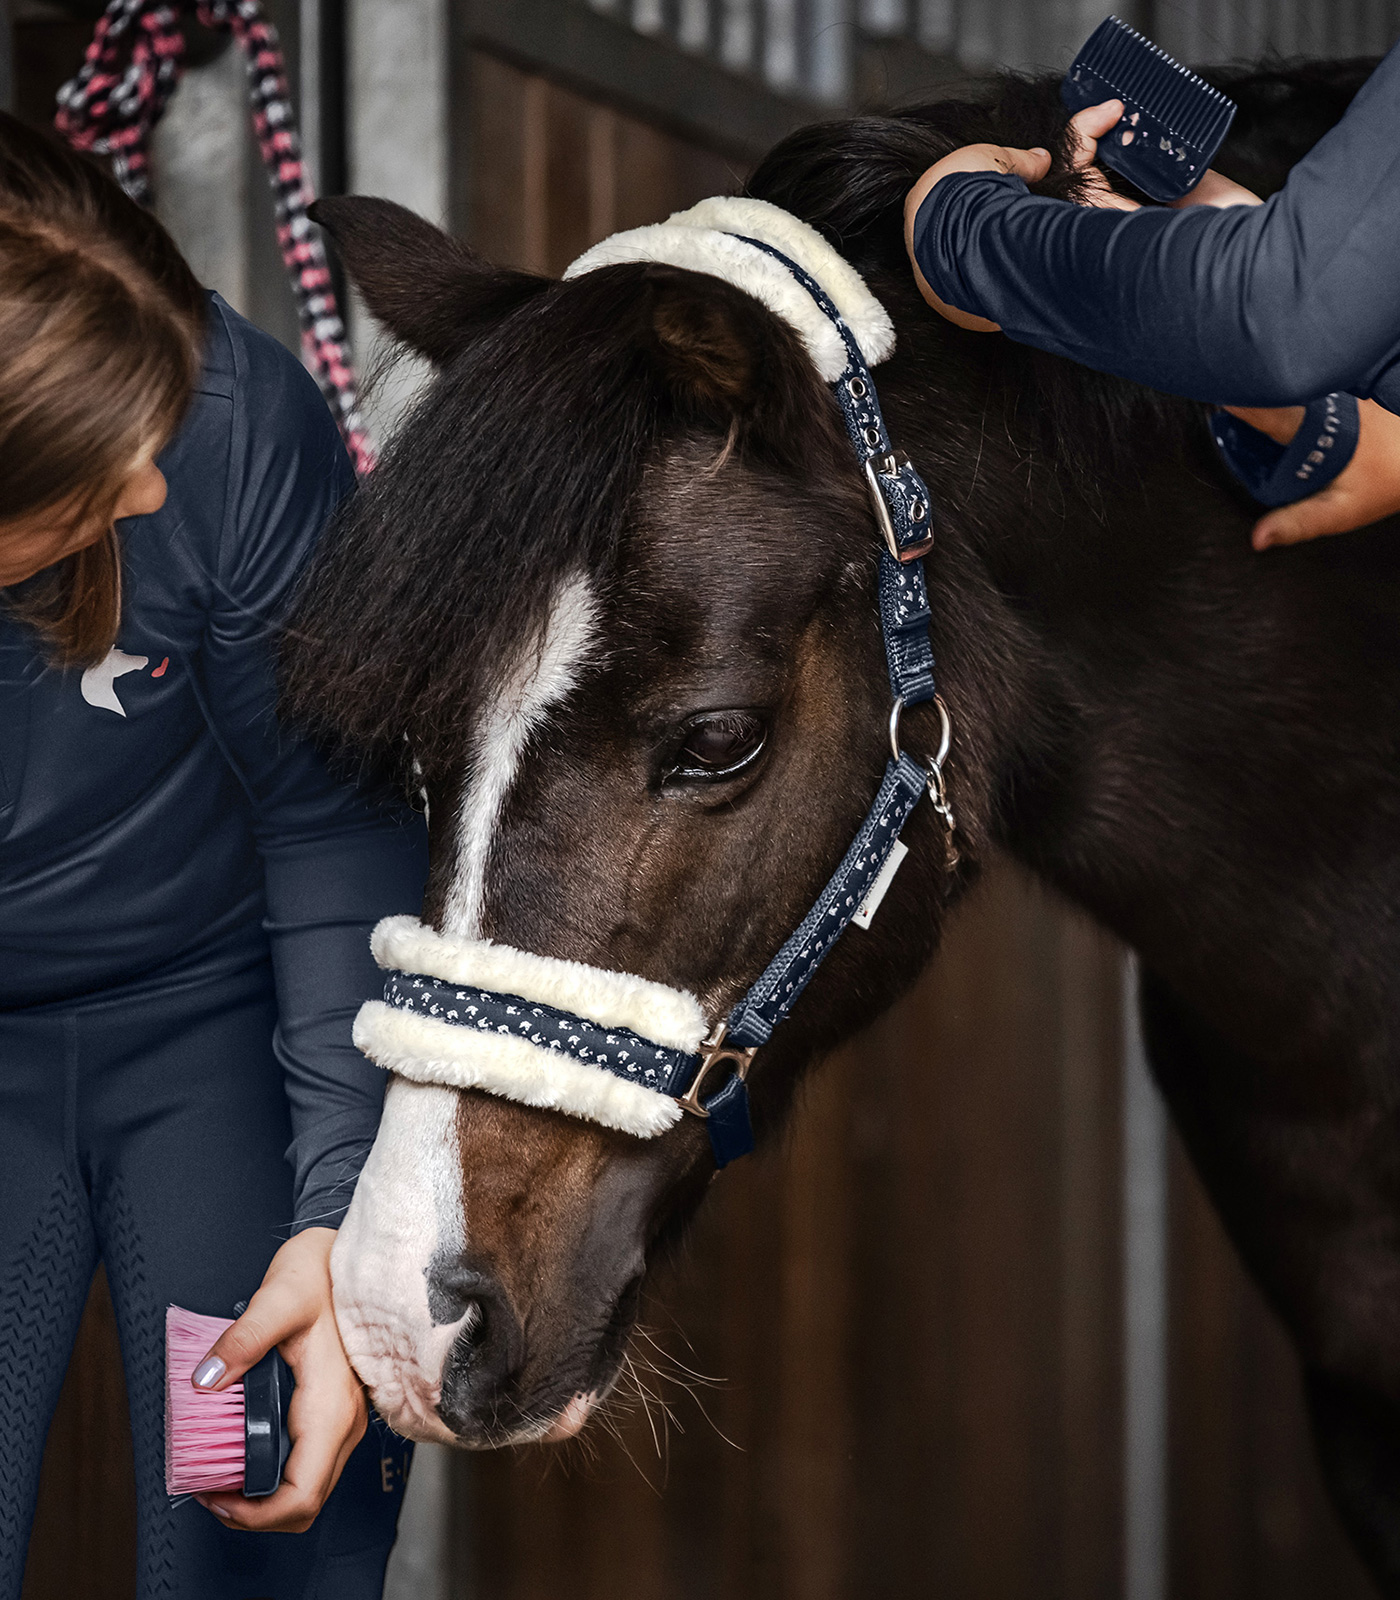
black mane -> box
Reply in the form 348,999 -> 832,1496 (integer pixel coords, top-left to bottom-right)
282,58 -> 1375,782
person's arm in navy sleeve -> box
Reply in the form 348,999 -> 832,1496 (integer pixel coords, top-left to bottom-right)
908,39 -> 1400,412
200,299 -> 427,1233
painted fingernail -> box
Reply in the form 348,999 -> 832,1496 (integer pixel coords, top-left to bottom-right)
192,1356 -> 226,1389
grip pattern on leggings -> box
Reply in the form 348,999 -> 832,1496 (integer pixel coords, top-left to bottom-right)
0,1174 -> 95,1599
96,1174 -> 177,1600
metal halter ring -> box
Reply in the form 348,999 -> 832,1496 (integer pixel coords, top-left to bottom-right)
888,693 -> 952,768
888,694 -> 956,835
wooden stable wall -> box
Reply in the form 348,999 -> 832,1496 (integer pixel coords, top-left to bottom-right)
7,24 -> 1384,1599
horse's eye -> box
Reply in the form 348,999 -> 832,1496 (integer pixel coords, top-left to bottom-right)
671,711 -> 767,780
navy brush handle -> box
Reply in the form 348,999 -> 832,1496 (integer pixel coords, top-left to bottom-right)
242,1347 -> 293,1498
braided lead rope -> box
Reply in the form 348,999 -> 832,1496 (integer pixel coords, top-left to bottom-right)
56,0 -> 374,475
54,0 -> 184,203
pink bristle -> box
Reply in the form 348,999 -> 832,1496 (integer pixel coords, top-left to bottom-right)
165,1305 -> 247,1496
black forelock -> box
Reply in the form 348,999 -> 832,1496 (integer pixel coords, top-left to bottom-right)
280,259 -> 837,780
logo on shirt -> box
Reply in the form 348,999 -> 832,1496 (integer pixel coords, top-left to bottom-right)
80,648 -> 169,717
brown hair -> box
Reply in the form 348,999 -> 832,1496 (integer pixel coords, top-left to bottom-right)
0,111 -> 206,666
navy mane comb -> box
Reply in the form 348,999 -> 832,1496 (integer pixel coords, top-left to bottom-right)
1061,15 -> 1237,203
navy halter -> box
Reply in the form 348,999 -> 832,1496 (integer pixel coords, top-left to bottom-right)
382,241 -> 954,1168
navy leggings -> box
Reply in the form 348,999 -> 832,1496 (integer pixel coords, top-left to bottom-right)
0,955 -> 410,1600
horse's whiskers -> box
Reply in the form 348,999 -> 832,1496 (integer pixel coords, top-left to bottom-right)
634,1324 -> 725,1388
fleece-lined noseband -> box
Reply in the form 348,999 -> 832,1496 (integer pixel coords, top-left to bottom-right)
354,196 -> 956,1168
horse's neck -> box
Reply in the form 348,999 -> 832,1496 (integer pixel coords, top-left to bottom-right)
961,424 -> 1400,1057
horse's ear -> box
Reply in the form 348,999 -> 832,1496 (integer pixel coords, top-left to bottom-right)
648,273 -> 759,417
309,196 -> 548,366
646,270 -> 829,461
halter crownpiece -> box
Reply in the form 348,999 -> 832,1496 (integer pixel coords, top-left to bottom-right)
563,197 -> 895,381
354,198 -> 956,1169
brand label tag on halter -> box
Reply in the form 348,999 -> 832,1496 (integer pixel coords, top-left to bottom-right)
852,840 -> 908,930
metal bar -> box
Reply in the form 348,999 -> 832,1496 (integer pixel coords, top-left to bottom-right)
461,0 -> 820,161
677,0 -> 712,52
150,45 -> 251,318
764,0 -> 799,90
806,0 -> 851,103
633,0 -> 666,36
721,0 -> 756,71
383,1444 -> 452,1600
859,0 -> 906,37
1122,954 -> 1169,1600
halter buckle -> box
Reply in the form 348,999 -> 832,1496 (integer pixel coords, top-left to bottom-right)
676,1023 -> 757,1119
864,455 -> 935,564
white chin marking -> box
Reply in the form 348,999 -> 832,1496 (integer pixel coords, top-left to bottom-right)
541,1391 -> 597,1443
332,1079 -> 469,1444
442,574 -> 600,939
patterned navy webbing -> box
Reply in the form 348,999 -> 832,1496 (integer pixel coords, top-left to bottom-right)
733,236 -> 940,708
719,239 -> 941,1051
725,753 -> 929,1048
383,971 -> 701,1098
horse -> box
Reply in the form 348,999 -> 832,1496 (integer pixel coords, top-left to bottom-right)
280,57 -> 1400,1589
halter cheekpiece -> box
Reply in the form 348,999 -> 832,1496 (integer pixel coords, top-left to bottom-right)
354,197 -> 956,1169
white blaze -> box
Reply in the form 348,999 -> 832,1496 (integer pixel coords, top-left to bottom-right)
441,574 -> 600,938
336,575 -> 601,1441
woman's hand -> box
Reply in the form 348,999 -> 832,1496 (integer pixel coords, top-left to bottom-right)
904,100 -> 1128,328
904,140 -> 1055,330
190,1227 -> 367,1532
898,98 -> 1400,545
904,100 -> 1260,328
1229,398 -> 1400,549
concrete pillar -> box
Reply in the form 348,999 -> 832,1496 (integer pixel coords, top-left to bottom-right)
345,0 -> 449,442
151,45 -> 251,319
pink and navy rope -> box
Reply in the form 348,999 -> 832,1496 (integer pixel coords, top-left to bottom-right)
55,0 -> 374,475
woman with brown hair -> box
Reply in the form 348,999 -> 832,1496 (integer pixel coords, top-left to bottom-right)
0,111 -> 426,1598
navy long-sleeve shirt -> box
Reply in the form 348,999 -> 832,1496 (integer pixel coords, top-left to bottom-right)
0,294 -> 427,1229
911,40 -> 1400,411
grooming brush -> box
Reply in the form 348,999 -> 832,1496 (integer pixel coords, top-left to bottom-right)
165,1305 -> 293,1497
1061,16 -> 1237,203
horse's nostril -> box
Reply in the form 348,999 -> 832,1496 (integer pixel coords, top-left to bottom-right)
461,1297 -> 489,1352
426,1252 -> 492,1327
434,1264 -> 527,1439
